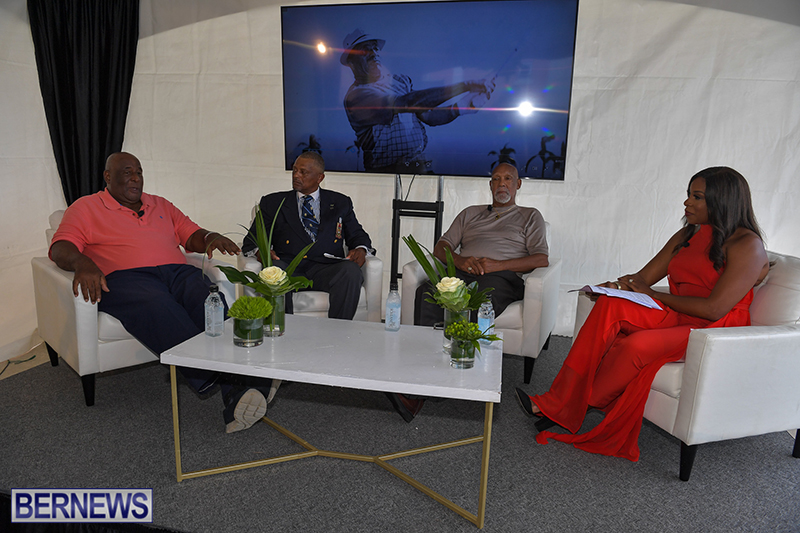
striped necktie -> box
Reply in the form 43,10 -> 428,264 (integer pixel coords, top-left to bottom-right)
301,195 -> 319,240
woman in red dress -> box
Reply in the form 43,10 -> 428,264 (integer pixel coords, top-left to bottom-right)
516,167 -> 770,460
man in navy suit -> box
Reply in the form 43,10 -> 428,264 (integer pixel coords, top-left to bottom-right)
242,152 -> 374,320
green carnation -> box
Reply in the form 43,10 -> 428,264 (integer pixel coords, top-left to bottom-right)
227,295 -> 273,320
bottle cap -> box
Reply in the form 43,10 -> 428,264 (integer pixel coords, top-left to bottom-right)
389,282 -> 398,291
209,284 -> 219,292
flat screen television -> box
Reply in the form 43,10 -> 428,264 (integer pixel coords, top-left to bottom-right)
281,0 -> 579,179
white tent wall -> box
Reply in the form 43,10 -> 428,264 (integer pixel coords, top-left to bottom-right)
1,0 -> 798,361
0,0 -> 66,362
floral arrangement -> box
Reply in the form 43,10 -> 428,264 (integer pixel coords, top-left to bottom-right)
217,200 -> 314,298
403,234 -> 492,312
445,316 -> 501,352
227,295 -> 273,320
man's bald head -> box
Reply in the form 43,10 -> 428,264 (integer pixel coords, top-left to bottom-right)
103,152 -> 144,210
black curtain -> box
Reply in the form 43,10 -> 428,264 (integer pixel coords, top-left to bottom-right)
28,0 -> 139,206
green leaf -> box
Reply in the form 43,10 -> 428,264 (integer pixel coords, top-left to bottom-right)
216,265 -> 252,284
233,318 -> 263,340
444,247 -> 457,277
254,204 -> 272,269
245,271 -> 314,298
240,270 -> 260,283
265,199 -> 284,268
402,235 -> 442,286
466,282 -> 494,310
285,275 -> 313,290
285,242 -> 315,277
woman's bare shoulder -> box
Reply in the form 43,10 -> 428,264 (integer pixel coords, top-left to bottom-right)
725,228 -> 769,282
725,227 -> 764,251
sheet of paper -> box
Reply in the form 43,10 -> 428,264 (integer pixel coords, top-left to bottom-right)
323,253 -> 347,260
571,285 -> 663,310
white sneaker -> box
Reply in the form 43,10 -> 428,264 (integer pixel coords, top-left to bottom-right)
225,388 -> 267,434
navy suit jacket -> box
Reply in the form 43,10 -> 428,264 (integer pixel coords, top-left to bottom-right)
242,189 -> 373,270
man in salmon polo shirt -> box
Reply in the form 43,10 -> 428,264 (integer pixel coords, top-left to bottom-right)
49,152 -> 272,434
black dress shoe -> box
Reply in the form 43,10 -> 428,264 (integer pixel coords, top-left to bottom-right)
515,388 -> 559,432
385,392 -> 425,423
534,416 -> 558,432
515,387 -> 536,417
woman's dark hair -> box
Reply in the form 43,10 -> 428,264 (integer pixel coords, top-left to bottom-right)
675,166 -> 762,271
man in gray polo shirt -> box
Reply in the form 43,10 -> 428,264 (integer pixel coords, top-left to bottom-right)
414,162 -> 550,325
386,162 -> 549,422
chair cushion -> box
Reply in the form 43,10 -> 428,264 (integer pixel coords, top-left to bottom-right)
292,291 -> 330,314
97,312 -> 135,342
750,252 -> 800,327
650,361 -> 684,399
292,287 -> 367,315
495,300 -> 522,329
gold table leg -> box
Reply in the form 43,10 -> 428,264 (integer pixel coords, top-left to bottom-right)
169,365 -> 183,482
169,366 -> 494,528
477,402 -> 494,528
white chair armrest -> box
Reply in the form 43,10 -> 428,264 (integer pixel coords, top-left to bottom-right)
673,324 -> 800,445
31,257 -> 101,375
362,255 -> 383,323
400,259 -> 430,325
520,257 -> 562,357
401,258 -> 442,325
237,254 -> 261,273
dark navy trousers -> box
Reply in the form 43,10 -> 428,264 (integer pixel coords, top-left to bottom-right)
98,264 -> 257,395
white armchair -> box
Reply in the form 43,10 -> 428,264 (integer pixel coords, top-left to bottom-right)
400,222 -> 562,383
573,250 -> 800,480
32,211 -> 236,406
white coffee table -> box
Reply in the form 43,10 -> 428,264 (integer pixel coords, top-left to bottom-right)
161,314 -> 502,528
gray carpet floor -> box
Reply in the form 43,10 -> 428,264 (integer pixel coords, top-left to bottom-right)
1,336 -> 798,532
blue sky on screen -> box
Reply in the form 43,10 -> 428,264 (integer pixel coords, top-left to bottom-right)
281,0 -> 578,178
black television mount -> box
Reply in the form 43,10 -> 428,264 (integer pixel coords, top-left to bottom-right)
390,174 -> 444,286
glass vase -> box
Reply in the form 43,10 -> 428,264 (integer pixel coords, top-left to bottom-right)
233,318 -> 264,347
443,308 -> 470,353
450,338 -> 476,369
264,294 -> 286,337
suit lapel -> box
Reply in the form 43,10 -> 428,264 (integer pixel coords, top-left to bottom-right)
281,191 -> 312,244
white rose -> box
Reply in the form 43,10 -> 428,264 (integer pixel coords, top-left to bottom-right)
436,276 -> 464,293
259,266 -> 287,286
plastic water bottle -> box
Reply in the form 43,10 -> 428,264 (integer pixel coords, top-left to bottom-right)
385,282 -> 401,331
478,301 -> 495,344
204,284 -> 224,337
